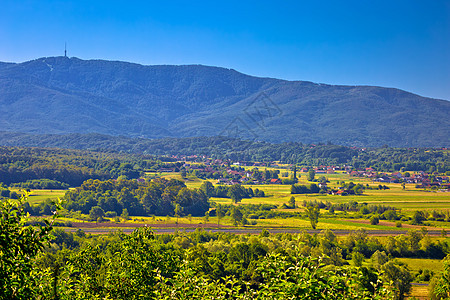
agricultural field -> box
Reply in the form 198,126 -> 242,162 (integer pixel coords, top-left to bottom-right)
19,189 -> 67,205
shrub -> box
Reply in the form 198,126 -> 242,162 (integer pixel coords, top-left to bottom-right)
370,216 -> 380,225
105,211 -> 117,218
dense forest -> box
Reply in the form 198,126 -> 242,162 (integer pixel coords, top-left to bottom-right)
0,135 -> 448,172
0,146 -> 173,186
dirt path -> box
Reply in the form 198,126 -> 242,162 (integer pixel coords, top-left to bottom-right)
65,222 -> 446,236
344,219 -> 445,230
70,221 -> 232,229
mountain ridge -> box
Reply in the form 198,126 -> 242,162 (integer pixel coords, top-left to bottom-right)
0,56 -> 448,147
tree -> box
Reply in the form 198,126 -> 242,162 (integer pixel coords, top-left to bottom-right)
121,208 -> 130,221
382,260 -> 412,300
433,254 -> 450,299
318,176 -> 328,183
291,165 -> 298,181
370,215 -> 380,225
306,204 -> 320,229
204,211 -> 210,223
288,196 -> 296,208
89,206 -> 105,222
407,230 -> 423,252
352,252 -> 365,267
307,169 -> 316,181
227,184 -> 244,204
174,203 -> 183,224
0,195 -> 55,299
411,210 -> 426,225
200,181 -> 215,198
371,250 -> 389,269
216,204 -> 224,227
231,207 -> 243,226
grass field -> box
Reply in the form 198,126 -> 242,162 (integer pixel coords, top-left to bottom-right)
396,258 -> 444,274
20,189 -> 67,205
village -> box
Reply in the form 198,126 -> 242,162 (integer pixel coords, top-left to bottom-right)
155,157 -> 450,192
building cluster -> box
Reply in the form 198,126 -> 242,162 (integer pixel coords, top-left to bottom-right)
349,168 -> 450,190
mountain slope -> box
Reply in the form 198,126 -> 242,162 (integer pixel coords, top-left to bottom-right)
0,56 -> 448,147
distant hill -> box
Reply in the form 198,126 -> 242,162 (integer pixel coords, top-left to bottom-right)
0,56 -> 448,147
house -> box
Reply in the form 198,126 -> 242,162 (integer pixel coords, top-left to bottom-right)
441,184 -> 450,191
331,190 -> 343,195
350,171 -> 361,177
392,172 -> 403,178
269,179 -> 282,184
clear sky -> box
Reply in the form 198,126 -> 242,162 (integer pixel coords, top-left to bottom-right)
1,0 -> 449,100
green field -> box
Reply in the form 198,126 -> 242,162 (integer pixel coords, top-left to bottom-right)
396,258 -> 444,274
19,189 -> 67,205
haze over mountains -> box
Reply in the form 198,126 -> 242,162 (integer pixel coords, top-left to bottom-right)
0,56 -> 448,147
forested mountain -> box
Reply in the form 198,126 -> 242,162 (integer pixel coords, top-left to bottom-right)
0,56 -> 449,147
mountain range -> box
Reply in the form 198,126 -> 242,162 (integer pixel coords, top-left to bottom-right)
0,56 -> 448,147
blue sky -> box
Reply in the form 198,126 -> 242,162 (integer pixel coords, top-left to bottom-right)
1,0 -> 449,100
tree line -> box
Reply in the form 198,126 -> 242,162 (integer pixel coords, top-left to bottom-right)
200,181 -> 265,203
63,178 -> 210,217
0,146 -> 173,186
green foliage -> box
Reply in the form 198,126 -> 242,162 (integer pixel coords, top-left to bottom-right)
231,207 -> 243,226
121,208 -> 130,220
0,194 -> 55,299
11,179 -> 70,190
307,169 -> 316,181
288,196 -> 296,209
371,215 -> 380,225
0,146 -> 149,186
412,210 -> 427,225
226,184 -> 245,204
306,204 -> 320,229
253,253 -> 390,299
64,178 -> 209,217
40,228 -> 182,299
89,206 -> 105,221
200,181 -> 214,197
381,260 -> 413,300
352,251 -> 365,267
3,206 -> 440,300
291,183 -> 320,194
432,254 -> 450,299
3,137 -> 449,173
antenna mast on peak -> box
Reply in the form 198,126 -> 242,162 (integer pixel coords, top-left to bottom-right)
64,42 -> 67,57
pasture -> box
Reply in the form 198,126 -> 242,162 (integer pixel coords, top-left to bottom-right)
19,189 -> 67,205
